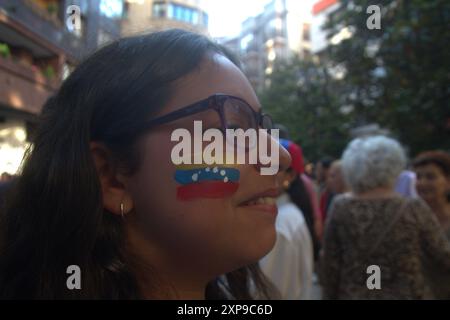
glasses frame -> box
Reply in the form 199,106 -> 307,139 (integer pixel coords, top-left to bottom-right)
138,93 -> 273,133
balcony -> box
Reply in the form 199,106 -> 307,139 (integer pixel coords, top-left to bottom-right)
0,54 -> 58,115
0,0 -> 85,60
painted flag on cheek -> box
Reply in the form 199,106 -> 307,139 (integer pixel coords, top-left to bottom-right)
174,165 -> 240,201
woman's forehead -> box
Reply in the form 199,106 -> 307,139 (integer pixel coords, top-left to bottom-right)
165,54 -> 261,114
416,163 -> 446,175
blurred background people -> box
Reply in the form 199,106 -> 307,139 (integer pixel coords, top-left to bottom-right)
394,170 -> 418,198
320,136 -> 450,299
326,160 -> 349,196
275,125 -> 322,256
413,151 -> 450,239
260,139 -> 314,300
316,157 -> 335,231
413,150 -> 450,299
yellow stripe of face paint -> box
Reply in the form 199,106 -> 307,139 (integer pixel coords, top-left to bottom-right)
174,152 -> 241,169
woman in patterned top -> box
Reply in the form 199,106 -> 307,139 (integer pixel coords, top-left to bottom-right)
320,136 -> 450,299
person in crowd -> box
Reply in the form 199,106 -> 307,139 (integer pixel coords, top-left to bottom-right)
326,160 -> 349,196
320,135 -> 450,299
260,139 -> 313,299
413,151 -> 450,239
275,126 -> 322,248
0,29 -> 291,299
394,170 -> 418,198
304,163 -> 314,178
316,157 -> 335,229
413,150 -> 450,299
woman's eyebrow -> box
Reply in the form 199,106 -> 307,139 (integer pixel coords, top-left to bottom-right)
237,94 -> 262,112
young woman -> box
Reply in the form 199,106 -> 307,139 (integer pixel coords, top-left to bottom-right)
0,29 -> 290,299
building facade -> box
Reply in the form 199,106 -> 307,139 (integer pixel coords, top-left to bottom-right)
0,0 -> 122,176
221,0 -> 312,93
310,0 -> 339,53
121,0 -> 208,36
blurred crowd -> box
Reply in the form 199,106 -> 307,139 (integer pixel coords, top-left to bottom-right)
260,130 -> 450,300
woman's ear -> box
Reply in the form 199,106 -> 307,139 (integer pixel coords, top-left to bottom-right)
89,141 -> 134,216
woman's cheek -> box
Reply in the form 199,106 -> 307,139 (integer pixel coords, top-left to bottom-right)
133,163 -> 231,239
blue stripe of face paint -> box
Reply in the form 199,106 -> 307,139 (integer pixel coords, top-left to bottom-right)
175,167 -> 240,185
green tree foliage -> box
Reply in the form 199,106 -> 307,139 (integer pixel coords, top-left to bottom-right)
260,56 -> 350,161
324,0 -> 450,154
260,0 -> 449,160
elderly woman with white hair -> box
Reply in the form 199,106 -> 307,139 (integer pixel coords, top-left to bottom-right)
320,136 -> 450,299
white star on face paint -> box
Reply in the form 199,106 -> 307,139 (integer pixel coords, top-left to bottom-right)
205,167 -> 210,172
213,167 -> 218,173
224,177 -> 229,183
192,173 -> 199,182
220,170 -> 226,176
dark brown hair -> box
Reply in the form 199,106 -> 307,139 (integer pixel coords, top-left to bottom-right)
413,150 -> 450,177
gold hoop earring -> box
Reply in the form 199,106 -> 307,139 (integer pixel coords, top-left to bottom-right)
283,180 -> 290,189
120,202 -> 125,219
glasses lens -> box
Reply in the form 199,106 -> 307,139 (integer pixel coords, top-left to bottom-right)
223,97 -> 258,151
223,97 -> 257,131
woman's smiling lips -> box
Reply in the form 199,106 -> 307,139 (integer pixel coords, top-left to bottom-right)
237,188 -> 279,216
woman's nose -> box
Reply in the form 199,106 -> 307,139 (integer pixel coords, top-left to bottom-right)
252,130 -> 291,175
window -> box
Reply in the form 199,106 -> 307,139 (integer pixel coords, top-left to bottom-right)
153,2 -> 166,18
99,0 -> 124,19
161,3 -> 206,26
174,5 -> 183,20
184,8 -> 192,22
202,12 -> 208,27
192,11 -> 199,24
167,3 -> 174,18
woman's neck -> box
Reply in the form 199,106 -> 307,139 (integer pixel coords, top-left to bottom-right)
125,218 -> 209,300
138,272 -> 207,300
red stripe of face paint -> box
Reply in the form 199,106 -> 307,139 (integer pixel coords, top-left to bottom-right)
176,181 -> 239,201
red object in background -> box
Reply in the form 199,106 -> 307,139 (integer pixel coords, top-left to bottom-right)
287,143 -> 305,175
177,181 -> 239,201
280,139 -> 305,175
312,0 -> 338,15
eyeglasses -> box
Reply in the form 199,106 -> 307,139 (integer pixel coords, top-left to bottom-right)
139,93 -> 274,133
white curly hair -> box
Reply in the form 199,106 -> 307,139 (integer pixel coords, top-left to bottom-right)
341,135 -> 406,194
